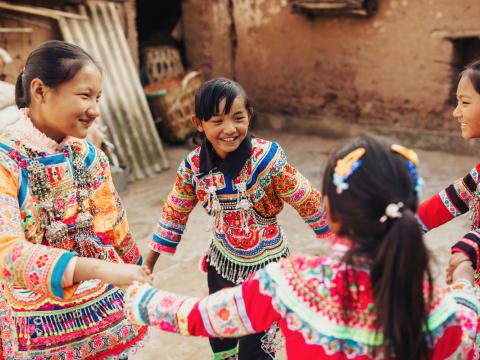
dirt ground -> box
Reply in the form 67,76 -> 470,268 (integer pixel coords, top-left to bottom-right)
121,130 -> 477,360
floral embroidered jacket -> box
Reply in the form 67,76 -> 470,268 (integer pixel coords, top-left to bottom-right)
126,242 -> 479,359
151,137 -> 330,283
417,163 -> 480,274
0,113 -> 146,359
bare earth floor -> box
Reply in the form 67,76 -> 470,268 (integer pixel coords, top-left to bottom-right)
121,130 -> 477,360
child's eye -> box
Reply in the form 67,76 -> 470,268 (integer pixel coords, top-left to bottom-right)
235,116 -> 246,121
79,93 -> 89,99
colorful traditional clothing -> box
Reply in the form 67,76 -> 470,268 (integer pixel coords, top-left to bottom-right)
417,163 -> 480,282
127,239 -> 479,359
151,136 -> 329,284
0,110 -> 146,359
150,135 -> 329,358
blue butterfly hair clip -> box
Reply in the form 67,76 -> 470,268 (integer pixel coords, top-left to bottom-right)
333,147 -> 366,194
391,144 -> 424,196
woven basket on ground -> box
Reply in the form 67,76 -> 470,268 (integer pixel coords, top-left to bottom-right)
144,71 -> 202,143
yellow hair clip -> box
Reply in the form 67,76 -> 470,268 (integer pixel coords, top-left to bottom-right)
333,147 -> 366,194
391,144 -> 419,166
391,144 -> 423,195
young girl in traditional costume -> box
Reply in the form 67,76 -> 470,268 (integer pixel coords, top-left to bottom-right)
417,60 -> 480,285
0,40 -> 152,359
143,78 -> 330,359
127,136 -> 479,359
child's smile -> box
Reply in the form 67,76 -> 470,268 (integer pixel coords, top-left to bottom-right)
453,75 -> 480,140
195,96 -> 250,159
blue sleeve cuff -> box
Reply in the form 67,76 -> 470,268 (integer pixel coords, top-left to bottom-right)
50,251 -> 77,299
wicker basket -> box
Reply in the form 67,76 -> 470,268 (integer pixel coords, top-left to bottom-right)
142,46 -> 184,84
145,71 -> 202,143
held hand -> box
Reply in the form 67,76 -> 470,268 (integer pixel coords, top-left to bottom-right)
97,262 -> 153,288
446,252 -> 471,284
143,251 -> 160,273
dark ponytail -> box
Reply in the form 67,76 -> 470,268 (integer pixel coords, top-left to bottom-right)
371,209 -> 433,359
15,40 -> 99,109
15,70 -> 27,109
322,136 -> 432,360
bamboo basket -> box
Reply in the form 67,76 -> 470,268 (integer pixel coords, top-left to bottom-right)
144,71 -> 202,143
142,45 -> 184,84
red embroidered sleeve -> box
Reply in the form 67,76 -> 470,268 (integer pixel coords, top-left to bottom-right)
125,273 -> 280,337
417,163 -> 480,232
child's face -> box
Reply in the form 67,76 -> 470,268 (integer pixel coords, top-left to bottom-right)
193,96 -> 250,159
453,75 -> 480,140
33,63 -> 102,142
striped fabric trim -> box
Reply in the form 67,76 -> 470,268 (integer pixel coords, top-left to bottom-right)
177,297 -> 198,335
445,184 -> 469,214
439,189 -> 462,217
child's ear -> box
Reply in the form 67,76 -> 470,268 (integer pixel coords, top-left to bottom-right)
30,78 -> 47,104
191,116 -> 203,132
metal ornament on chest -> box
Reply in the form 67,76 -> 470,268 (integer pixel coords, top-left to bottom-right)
26,146 -> 97,253
205,164 -> 255,234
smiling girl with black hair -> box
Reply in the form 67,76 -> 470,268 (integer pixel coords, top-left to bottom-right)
144,77 -> 330,359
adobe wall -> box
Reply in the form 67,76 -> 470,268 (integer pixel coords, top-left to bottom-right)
182,0 -> 480,144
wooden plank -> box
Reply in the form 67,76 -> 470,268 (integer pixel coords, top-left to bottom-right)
106,2 -> 168,171
94,2 -> 154,177
0,27 -> 32,33
0,1 -> 87,20
81,4 -> 146,180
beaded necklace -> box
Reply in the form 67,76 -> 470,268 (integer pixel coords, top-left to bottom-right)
23,144 -> 98,255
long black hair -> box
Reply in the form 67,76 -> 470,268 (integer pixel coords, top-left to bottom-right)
192,77 -> 254,145
322,136 -> 433,360
15,40 -> 99,109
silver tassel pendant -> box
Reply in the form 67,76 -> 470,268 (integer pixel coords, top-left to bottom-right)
235,182 -> 253,234
206,185 -> 223,233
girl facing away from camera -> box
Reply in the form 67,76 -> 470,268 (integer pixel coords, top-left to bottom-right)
0,40 -> 152,359
143,77 -> 330,359
417,60 -> 480,286
127,136 -> 479,359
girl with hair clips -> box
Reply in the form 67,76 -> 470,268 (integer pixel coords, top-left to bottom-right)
143,77 -> 330,359
417,59 -> 480,286
126,136 -> 479,360
0,40 -> 152,359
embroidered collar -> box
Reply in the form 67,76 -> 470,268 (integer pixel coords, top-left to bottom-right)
199,134 -> 252,179
6,108 -> 75,154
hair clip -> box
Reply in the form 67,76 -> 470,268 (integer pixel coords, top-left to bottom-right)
379,202 -> 404,223
391,144 -> 419,166
391,144 -> 423,196
333,147 -> 366,194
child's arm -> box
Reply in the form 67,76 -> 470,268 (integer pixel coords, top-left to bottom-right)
73,257 -> 153,287
124,267 -> 281,337
148,158 -> 198,271
417,163 -> 480,232
445,231 -> 480,282
271,143 -> 330,239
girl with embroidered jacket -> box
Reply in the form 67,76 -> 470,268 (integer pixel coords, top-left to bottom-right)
417,60 -> 480,285
144,78 -> 330,359
0,41 -> 152,359
126,136 -> 479,360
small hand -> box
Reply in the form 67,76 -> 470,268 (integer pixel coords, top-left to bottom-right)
98,262 -> 153,288
446,252 -> 470,284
